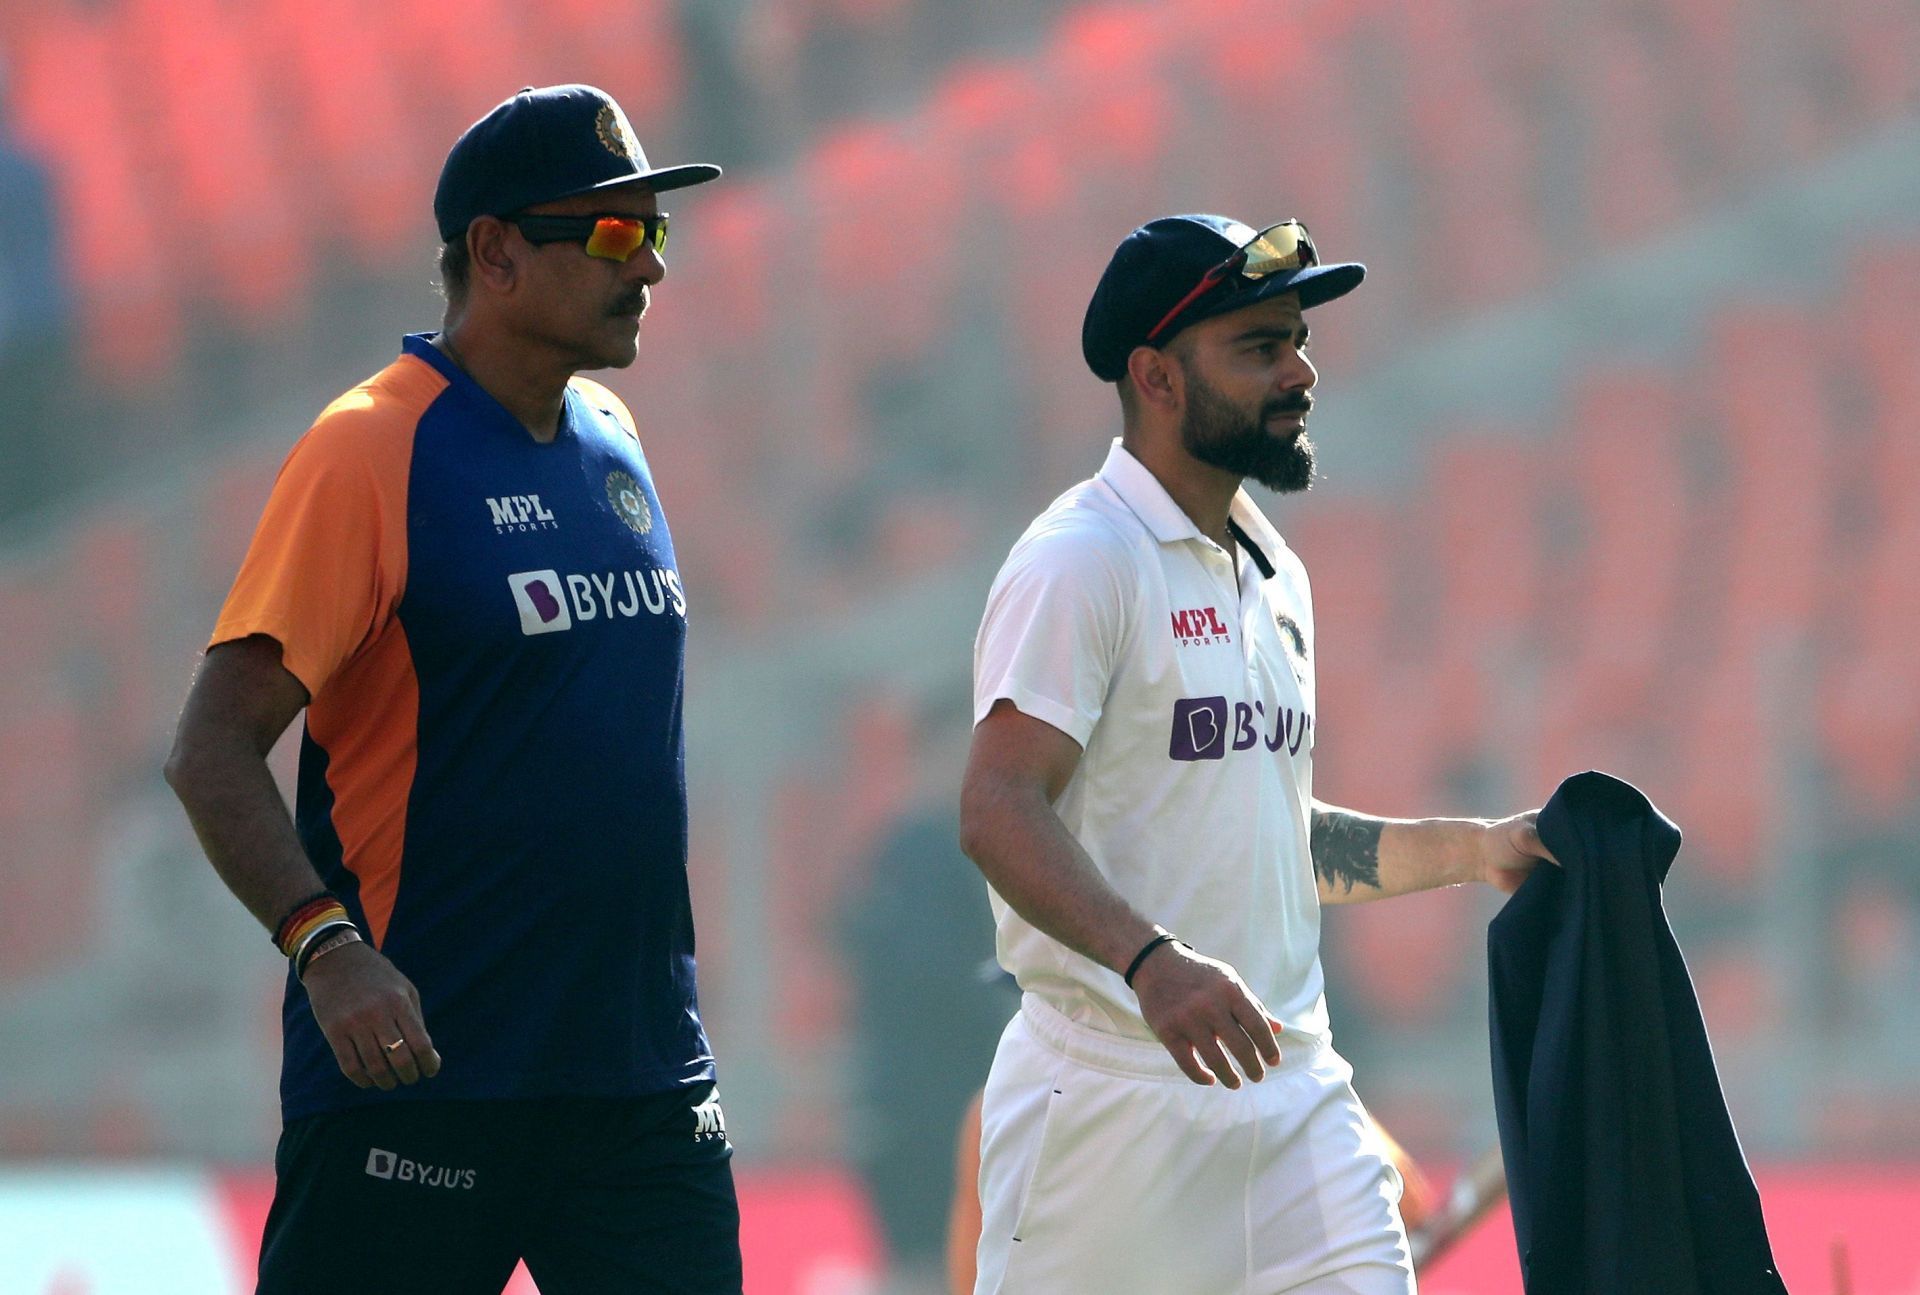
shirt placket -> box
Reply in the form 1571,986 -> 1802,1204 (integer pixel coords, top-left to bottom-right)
1196,539 -> 1248,668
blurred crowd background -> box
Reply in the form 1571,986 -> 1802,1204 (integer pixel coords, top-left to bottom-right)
0,0 -> 1917,1288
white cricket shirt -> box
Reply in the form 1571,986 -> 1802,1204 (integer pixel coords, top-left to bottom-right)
973,440 -> 1329,1046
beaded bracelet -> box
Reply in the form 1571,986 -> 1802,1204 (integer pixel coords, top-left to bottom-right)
274,893 -> 351,960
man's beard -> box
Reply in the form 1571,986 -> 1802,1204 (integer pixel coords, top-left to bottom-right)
1179,370 -> 1316,493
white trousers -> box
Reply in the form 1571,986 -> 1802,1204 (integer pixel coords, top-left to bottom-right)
975,995 -> 1415,1295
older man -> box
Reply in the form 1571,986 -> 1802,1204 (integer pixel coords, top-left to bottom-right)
166,86 -> 738,1293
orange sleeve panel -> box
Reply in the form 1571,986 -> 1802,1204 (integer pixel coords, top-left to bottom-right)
211,357 -> 445,694
213,355 -> 447,948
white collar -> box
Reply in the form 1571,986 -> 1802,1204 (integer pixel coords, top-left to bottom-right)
1096,439 -> 1284,576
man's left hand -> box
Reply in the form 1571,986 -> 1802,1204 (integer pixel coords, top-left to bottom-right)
1479,811 -> 1557,894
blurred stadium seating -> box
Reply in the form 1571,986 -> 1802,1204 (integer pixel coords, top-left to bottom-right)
1,0 -> 1918,1288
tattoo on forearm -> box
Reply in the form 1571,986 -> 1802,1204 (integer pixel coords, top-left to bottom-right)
1311,810 -> 1383,894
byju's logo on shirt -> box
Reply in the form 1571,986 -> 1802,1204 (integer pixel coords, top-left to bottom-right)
508,570 -> 573,634
1171,607 -> 1232,646
1170,696 -> 1312,761
507,567 -> 686,636
487,494 -> 558,533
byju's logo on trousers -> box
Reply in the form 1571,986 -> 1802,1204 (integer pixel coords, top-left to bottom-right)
365,1147 -> 477,1190
508,570 -> 573,635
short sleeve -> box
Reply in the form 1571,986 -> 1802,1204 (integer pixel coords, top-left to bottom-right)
210,418 -> 411,698
570,376 -> 640,445
972,522 -> 1133,748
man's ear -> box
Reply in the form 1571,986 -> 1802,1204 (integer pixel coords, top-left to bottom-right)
468,217 -> 519,296
1124,344 -> 1184,414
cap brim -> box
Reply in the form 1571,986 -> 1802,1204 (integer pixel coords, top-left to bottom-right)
1179,261 -> 1367,333
1286,262 -> 1365,308
564,162 -> 724,201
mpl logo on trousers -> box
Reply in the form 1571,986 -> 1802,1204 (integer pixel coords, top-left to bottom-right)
692,1091 -> 728,1143
508,569 -> 573,634
365,1147 -> 478,1190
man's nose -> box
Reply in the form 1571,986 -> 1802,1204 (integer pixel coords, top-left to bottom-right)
626,244 -> 666,287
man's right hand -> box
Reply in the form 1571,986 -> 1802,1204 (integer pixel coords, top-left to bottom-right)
301,941 -> 443,1091
1131,942 -> 1282,1088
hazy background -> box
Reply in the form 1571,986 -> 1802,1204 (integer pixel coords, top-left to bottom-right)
1,0 -> 1917,1289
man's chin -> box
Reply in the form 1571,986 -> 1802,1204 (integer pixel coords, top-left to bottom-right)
588,326 -> 643,370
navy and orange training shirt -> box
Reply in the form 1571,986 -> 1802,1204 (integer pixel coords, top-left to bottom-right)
213,333 -> 714,1120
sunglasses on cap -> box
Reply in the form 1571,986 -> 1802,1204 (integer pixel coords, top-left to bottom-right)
506,212 -> 670,262
1144,220 -> 1319,344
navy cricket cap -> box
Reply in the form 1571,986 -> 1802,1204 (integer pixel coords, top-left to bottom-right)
434,85 -> 721,243
1081,214 -> 1365,382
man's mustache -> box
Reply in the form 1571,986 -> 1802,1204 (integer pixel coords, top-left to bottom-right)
1266,393 -> 1313,417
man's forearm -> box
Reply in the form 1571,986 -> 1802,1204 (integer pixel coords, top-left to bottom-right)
959,776 -> 1159,975
1309,801 -> 1486,905
166,737 -> 331,935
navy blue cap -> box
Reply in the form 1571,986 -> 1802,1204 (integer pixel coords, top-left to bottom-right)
434,85 -> 721,243
1081,214 -> 1365,382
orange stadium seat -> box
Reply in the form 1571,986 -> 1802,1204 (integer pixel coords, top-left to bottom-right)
1330,879 -> 1481,1026
1414,432 -> 1546,748
1394,4 -> 1543,310
382,0 -> 531,138
519,0 -> 684,125
67,513 -> 161,761
7,5 -> 185,378
1558,369 -> 1692,729
1702,306 -> 1834,656
1829,0 -> 1920,118
1660,0 -> 1756,177
124,0 -> 308,321
0,686 -> 89,979
251,0 -> 427,260
1579,23 -> 1688,236
1289,502 -> 1397,806
1668,657 -> 1771,882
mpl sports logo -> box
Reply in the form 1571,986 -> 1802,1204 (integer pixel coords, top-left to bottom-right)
487,494 -> 558,533
1171,606 -> 1232,646
365,1147 -> 477,1190
1170,696 -> 1312,761
508,567 -> 686,636
691,1090 -> 728,1144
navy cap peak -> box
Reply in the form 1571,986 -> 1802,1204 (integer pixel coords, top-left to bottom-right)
1081,213 -> 1365,383
434,84 -> 720,244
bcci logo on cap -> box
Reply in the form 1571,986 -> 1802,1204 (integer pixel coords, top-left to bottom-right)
595,103 -> 640,162
508,569 -> 573,634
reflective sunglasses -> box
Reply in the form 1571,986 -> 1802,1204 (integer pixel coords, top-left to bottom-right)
1144,220 -> 1319,344
507,212 -> 670,262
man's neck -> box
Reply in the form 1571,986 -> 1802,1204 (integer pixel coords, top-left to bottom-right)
434,321 -> 571,443
1122,431 -> 1242,551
